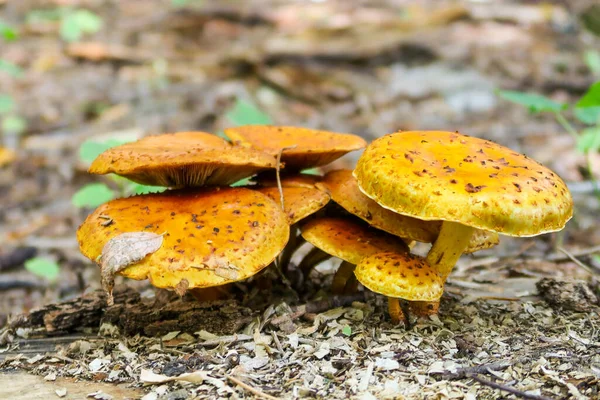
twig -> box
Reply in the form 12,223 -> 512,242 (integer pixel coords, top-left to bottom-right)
196,334 -> 253,347
275,145 -> 296,210
556,246 -> 595,274
0,247 -> 37,272
467,373 -> 553,400
463,244 -> 600,271
444,359 -> 518,379
227,375 -> 280,400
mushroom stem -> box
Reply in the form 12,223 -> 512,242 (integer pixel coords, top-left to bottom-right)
298,247 -> 331,277
343,274 -> 359,294
278,228 -> 305,273
426,221 -> 474,280
189,286 -> 231,301
408,300 -> 440,317
331,261 -> 355,294
388,298 -> 405,325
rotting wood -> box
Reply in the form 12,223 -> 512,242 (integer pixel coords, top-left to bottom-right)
2,285 -> 254,344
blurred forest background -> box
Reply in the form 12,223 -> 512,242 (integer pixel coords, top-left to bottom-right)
1,0 -> 600,328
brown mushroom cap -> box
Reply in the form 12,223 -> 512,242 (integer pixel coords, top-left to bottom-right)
354,251 -> 443,301
255,186 -> 330,224
255,173 -> 322,189
77,187 -> 289,289
89,131 -> 277,187
354,131 -> 573,236
300,217 -> 409,265
318,169 -> 499,252
224,125 -> 367,170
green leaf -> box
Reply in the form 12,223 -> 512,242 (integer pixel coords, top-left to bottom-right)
576,81 -> 600,108
1,115 -> 27,135
574,106 -> 600,125
231,177 -> 253,187
301,168 -> 321,176
0,59 -> 24,78
129,183 -> 166,195
25,257 -> 60,281
60,9 -> 103,42
225,98 -> 272,126
584,50 -> 600,75
26,8 -> 65,24
576,127 -> 600,153
0,21 -> 18,41
496,90 -> 567,113
79,138 -> 132,164
342,325 -> 352,336
72,183 -> 116,208
0,95 -> 14,114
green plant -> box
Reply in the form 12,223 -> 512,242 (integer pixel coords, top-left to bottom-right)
0,20 -> 18,41
497,80 -> 600,192
74,138 -> 165,208
26,7 -> 103,42
25,257 -> 60,282
0,94 -> 27,137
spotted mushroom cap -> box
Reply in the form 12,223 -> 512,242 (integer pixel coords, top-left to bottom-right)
77,187 -> 289,289
255,186 -> 330,224
354,251 -> 444,301
89,131 -> 277,187
255,173 -> 322,189
354,131 -> 573,237
318,169 -> 499,252
224,125 -> 367,170
300,217 -> 409,265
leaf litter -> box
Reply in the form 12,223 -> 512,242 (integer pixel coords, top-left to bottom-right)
1,288 -> 599,399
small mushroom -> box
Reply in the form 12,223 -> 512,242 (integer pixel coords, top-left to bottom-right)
77,187 -> 290,290
354,131 -> 573,280
317,169 -> 499,252
224,125 -> 367,171
89,131 -> 277,187
300,217 -> 409,294
354,251 -> 444,324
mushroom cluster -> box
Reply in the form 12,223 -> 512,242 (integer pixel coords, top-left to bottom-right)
77,128 -> 573,324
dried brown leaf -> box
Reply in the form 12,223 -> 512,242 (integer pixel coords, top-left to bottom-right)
99,232 -> 164,304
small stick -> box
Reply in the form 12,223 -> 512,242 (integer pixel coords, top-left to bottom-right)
467,373 -> 553,400
556,246 -> 595,274
275,145 -> 297,210
227,375 -> 280,400
196,334 -> 253,347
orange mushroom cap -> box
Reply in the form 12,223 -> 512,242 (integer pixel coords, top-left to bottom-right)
255,173 -> 322,189
77,187 -> 289,289
224,125 -> 367,170
255,186 -> 330,224
89,131 -> 277,187
354,131 -> 573,237
318,169 -> 499,252
300,217 -> 409,265
354,251 -> 444,301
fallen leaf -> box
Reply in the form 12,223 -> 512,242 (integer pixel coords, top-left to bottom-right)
99,232 -> 164,304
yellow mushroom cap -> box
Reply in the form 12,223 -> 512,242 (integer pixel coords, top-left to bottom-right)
224,125 -> 367,170
318,169 -> 499,252
354,131 -> 573,237
354,251 -> 444,301
0,147 -> 16,167
77,187 -> 289,289
255,186 -> 330,224
89,131 -> 277,187
300,217 -> 409,265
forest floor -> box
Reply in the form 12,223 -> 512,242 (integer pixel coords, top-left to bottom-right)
1,1 -> 600,399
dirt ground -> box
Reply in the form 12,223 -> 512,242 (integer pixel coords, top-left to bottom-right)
1,1 -> 600,399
